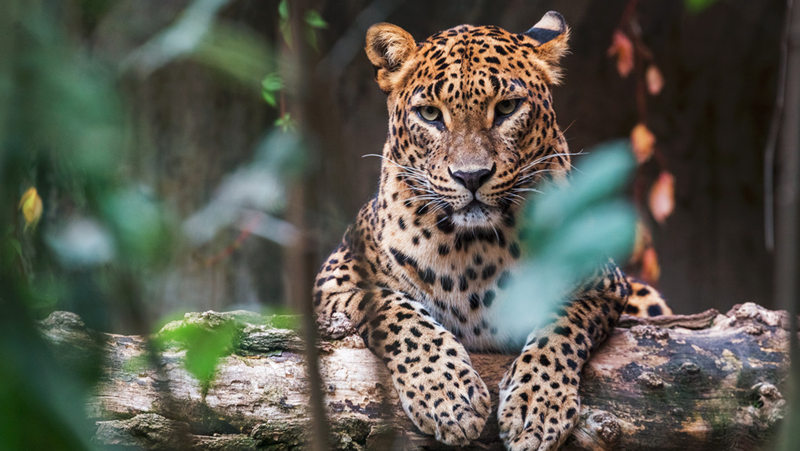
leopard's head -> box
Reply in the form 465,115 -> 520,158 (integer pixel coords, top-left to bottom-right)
367,12 -> 571,230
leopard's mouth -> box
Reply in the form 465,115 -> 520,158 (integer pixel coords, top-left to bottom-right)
451,199 -> 501,228
462,199 -> 484,212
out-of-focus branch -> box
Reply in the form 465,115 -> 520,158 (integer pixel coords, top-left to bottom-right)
775,0 -> 800,448
316,0 -> 407,83
283,2 -> 329,451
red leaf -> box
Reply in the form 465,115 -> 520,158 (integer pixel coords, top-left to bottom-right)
607,30 -> 634,78
649,171 -> 675,224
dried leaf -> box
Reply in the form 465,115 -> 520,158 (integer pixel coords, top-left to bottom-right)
649,171 -> 675,224
630,219 -> 652,264
607,30 -> 634,78
646,65 -> 664,95
641,246 -> 661,284
19,187 -> 43,231
630,123 -> 656,164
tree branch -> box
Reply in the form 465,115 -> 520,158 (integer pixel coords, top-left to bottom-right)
41,303 -> 789,451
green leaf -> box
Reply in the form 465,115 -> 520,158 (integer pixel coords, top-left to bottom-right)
499,261 -> 573,342
305,26 -> 318,51
8,237 -> 22,259
522,140 -> 635,252
303,10 -> 327,51
304,10 -> 328,29
1,236 -> 23,272
280,21 -> 293,48
274,112 -> 296,133
261,73 -> 282,107
262,72 -> 283,91
262,90 -> 276,107
278,0 -> 289,20
498,141 -> 637,344
278,0 -> 292,47
158,321 -> 240,397
29,274 -> 66,309
539,201 -> 636,275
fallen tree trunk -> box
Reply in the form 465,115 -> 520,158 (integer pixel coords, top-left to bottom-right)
40,303 -> 790,451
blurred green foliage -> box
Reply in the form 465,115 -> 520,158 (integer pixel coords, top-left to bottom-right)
264,0 -> 328,133
101,187 -> 174,268
262,72 -> 284,107
157,320 -> 240,398
277,0 -> 328,50
685,0 -> 719,13
0,0 -> 166,448
189,22 -> 274,87
499,142 -> 637,343
275,112 -> 297,132
0,0 -> 297,448
303,9 -> 330,51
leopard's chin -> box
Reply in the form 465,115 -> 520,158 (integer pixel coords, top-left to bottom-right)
451,200 -> 502,229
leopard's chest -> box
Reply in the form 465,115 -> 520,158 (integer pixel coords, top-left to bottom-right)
381,233 -> 520,351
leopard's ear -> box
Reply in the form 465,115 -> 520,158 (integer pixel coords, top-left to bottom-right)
366,23 -> 417,93
523,11 -> 570,70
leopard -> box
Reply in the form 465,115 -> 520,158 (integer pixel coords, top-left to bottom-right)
314,11 -> 669,450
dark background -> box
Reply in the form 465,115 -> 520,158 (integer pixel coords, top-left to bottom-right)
84,0 -> 783,319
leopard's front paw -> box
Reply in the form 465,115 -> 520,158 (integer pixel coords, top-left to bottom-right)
498,352 -> 581,451
393,346 -> 491,445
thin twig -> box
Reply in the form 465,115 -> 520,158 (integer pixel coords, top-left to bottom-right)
764,1 -> 794,251
315,0 -> 407,82
617,0 -> 640,30
286,1 -> 330,450
202,213 -> 262,267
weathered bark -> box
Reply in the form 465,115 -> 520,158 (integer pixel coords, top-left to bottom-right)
40,303 -> 790,451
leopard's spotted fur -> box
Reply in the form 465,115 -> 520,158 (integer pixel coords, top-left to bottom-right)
625,279 -> 672,317
314,12 -> 664,450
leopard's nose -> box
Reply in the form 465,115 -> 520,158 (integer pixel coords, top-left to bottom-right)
449,164 -> 496,193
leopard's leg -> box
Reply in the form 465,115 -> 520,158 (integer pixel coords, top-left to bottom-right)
624,278 -> 672,317
314,240 -> 491,446
498,263 -> 629,451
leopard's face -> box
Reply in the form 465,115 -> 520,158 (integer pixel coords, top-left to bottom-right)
368,18 -> 571,230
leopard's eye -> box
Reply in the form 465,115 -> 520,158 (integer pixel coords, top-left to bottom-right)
496,99 -> 520,117
418,106 -> 442,123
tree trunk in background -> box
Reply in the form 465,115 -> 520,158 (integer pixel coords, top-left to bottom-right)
90,0 -> 284,331
79,0 -> 784,326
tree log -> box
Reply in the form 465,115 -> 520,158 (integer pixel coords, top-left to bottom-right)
40,303 -> 790,451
